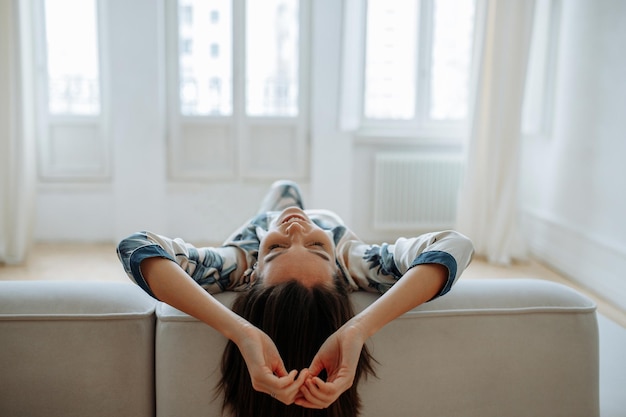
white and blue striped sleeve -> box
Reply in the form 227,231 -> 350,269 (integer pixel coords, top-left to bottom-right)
342,230 -> 474,298
116,231 -> 245,299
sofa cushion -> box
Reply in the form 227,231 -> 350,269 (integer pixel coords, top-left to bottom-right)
0,281 -> 157,417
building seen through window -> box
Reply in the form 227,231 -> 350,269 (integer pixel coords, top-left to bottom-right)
177,0 -> 300,117
178,0 -> 232,116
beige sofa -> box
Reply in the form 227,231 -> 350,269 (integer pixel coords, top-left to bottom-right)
0,278 -> 599,417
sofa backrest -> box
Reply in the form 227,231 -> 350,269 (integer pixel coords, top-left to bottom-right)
155,279 -> 599,417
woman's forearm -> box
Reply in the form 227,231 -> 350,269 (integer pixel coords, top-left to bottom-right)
349,263 -> 447,339
140,257 -> 251,343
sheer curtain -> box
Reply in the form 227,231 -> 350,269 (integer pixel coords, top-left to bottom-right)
456,0 -> 536,265
0,0 -> 37,265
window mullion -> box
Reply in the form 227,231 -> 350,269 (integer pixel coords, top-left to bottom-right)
295,0 -> 310,176
165,0 -> 179,126
233,0 -> 245,174
165,0 -> 182,178
97,0 -> 111,178
416,0 -> 434,129
295,0 -> 308,126
33,0 -> 51,172
233,0 -> 245,121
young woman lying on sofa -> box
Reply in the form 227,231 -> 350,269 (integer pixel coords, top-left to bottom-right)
117,180 -> 474,417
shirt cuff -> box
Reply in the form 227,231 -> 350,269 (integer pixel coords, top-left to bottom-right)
128,244 -> 176,300
409,250 -> 458,299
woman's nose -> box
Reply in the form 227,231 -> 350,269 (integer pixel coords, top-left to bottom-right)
285,221 -> 305,235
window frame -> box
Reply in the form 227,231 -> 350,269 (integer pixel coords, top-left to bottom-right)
33,0 -> 111,182
343,0 -> 481,142
165,0 -> 311,181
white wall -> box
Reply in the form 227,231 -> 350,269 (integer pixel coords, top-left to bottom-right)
520,0 -> 626,310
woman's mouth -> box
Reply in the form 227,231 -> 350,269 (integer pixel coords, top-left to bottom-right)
282,214 -> 308,224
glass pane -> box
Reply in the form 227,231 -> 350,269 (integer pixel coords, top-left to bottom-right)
178,0 -> 233,116
364,0 -> 417,120
429,0 -> 475,121
44,0 -> 100,115
246,0 -> 299,117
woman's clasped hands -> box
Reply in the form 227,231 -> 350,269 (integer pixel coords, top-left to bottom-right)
236,320 -> 368,409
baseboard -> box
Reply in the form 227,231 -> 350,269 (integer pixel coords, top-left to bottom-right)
522,209 -> 626,311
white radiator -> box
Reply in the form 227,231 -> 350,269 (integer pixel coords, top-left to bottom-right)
373,153 -> 464,230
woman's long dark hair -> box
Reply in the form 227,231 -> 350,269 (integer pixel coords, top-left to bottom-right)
218,276 -> 376,417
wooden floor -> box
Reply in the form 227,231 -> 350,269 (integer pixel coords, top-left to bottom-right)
1,242 -> 625,328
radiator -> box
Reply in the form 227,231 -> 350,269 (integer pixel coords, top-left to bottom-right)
373,153 -> 464,230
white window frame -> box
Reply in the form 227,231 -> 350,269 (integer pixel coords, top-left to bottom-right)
340,0 -> 482,143
33,0 -> 111,182
165,0 -> 311,181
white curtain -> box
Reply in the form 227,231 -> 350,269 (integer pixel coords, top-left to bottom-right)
456,0 -> 536,265
0,0 -> 37,265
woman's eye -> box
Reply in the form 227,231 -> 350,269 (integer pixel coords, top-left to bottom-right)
268,244 -> 283,251
310,242 -> 325,248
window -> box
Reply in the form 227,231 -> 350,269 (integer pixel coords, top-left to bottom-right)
44,0 -> 101,115
364,0 -> 417,120
36,0 -> 109,180
353,0 -> 478,137
246,0 -> 300,117
429,0 -> 475,121
177,0 -> 232,116
167,0 -> 309,180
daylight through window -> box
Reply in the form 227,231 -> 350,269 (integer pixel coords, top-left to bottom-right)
246,0 -> 300,116
429,0 -> 475,121
364,0 -> 476,125
178,0 -> 233,116
177,0 -> 300,118
44,0 -> 101,115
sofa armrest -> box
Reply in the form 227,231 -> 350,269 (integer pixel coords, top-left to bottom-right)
0,281 -> 157,417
